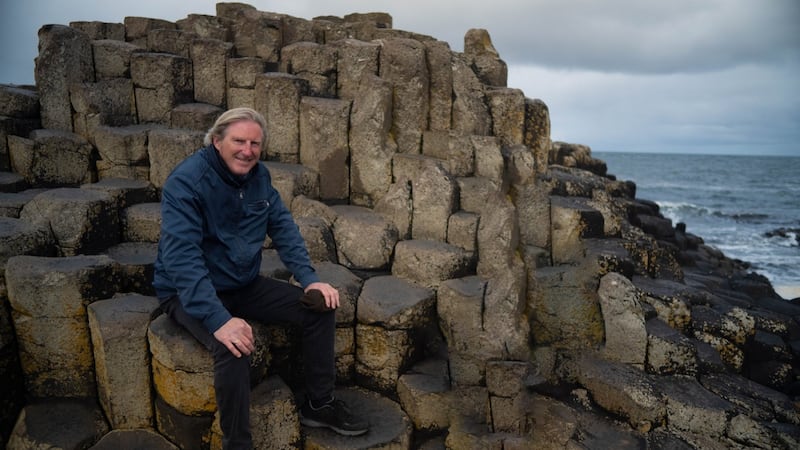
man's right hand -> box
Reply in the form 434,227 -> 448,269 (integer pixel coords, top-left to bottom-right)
213,317 -> 254,357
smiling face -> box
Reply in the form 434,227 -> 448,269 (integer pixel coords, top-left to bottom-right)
212,119 -> 263,176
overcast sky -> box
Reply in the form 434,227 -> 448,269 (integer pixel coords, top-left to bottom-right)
1,0 -> 798,156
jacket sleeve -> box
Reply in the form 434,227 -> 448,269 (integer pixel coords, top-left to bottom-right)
264,182 -> 320,288
159,173 -> 233,333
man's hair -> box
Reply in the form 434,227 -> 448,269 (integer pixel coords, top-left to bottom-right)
204,107 -> 268,150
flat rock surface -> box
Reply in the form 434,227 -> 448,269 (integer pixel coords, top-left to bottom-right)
302,386 -> 411,449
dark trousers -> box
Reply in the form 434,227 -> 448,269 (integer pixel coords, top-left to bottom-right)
161,276 -> 336,450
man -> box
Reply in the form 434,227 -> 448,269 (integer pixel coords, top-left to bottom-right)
153,107 -> 368,449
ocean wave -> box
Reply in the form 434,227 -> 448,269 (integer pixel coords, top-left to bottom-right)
656,201 -> 770,224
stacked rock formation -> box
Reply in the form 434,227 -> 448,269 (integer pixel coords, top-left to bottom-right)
1,3 -> 798,449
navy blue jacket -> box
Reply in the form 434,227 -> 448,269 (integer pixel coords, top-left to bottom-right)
153,145 -> 319,333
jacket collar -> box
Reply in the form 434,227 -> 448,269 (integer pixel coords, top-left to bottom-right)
204,144 -> 257,186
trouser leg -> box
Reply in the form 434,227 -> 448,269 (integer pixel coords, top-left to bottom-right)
161,296 -> 252,450
220,277 -> 337,404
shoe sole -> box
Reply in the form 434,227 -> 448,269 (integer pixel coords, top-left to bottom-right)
300,416 -> 368,436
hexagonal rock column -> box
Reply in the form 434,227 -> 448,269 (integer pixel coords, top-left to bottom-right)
34,24 -> 94,132
262,161 -> 319,206
392,239 -> 474,290
147,314 -> 272,446
89,429 -> 178,450
299,96 -> 351,203
0,216 -> 52,278
147,314 -> 216,418
7,399 -> 108,449
356,275 -> 435,394
104,242 -> 157,296
331,205 -> 398,270
8,129 -> 95,187
122,202 -> 162,243
147,128 -> 205,190
396,359 -> 451,432
87,294 -> 160,429
19,188 -> 120,256
130,52 -> 193,124
550,196 -> 605,265
5,255 -> 119,398
209,376 -> 300,450
302,387 -> 413,450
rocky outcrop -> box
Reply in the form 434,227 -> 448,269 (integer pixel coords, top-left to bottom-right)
1,3 -> 798,449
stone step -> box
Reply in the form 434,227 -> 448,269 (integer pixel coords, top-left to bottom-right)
302,386 -> 412,450
209,375 -> 300,450
645,317 -> 698,376
89,429 -> 178,449
105,242 -> 158,295
330,205 -> 398,271
549,195 -> 604,265
0,216 -> 53,278
122,202 -> 162,243
0,188 -> 47,218
391,239 -> 474,289
356,275 -> 435,394
81,177 -> 157,208
6,399 -> 108,449
20,188 -> 120,256
0,171 -> 27,195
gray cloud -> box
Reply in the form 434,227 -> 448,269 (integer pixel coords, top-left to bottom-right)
0,0 -> 797,155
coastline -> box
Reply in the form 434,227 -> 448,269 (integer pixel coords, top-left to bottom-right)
775,285 -> 800,300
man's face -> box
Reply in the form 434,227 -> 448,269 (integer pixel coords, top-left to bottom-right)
213,120 -> 263,176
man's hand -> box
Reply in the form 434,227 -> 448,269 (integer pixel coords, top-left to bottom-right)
213,317 -> 254,357
305,282 -> 340,309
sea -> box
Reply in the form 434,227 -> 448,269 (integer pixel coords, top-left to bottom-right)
594,152 -> 800,299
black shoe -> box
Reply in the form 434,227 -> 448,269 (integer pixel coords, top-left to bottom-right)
300,397 -> 369,436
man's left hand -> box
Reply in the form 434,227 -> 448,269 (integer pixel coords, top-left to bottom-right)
305,282 -> 340,309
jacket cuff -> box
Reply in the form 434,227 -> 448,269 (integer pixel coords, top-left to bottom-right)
205,310 -> 234,334
296,269 -> 320,289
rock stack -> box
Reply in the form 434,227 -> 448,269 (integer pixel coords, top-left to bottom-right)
1,3 -> 798,449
